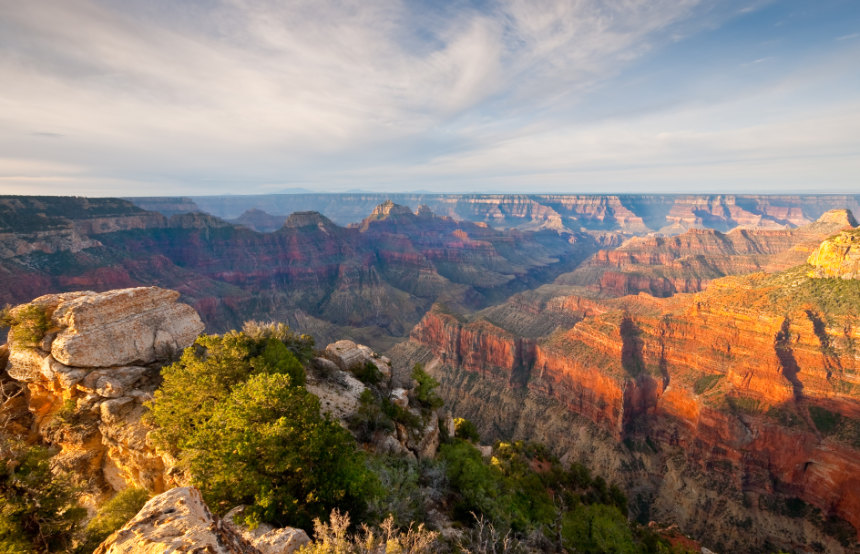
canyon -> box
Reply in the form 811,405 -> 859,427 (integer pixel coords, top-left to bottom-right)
391,212 -> 860,553
2,194 -> 860,552
1,196 -> 596,350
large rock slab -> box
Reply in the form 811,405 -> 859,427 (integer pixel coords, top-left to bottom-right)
44,287 -> 204,367
94,487 -> 257,554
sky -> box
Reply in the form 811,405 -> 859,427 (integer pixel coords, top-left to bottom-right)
0,0 -> 858,196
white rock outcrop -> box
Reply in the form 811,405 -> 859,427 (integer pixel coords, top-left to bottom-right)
94,487 -> 256,554
47,287 -> 204,367
391,387 -> 409,408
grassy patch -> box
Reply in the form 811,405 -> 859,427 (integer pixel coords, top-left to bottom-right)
809,405 -> 842,435
7,304 -> 49,348
693,374 -> 723,395
727,395 -> 763,415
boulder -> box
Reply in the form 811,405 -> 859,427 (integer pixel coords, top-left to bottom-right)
94,487 -> 256,553
373,432 -> 415,459
44,287 -> 204,367
324,340 -> 391,381
5,346 -> 48,382
2,287 -> 203,495
416,418 -> 440,460
305,370 -> 366,422
325,340 -> 368,371
80,366 -> 149,398
443,411 -> 456,439
224,506 -> 310,554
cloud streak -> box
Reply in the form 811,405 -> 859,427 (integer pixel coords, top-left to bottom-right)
0,0 -> 857,195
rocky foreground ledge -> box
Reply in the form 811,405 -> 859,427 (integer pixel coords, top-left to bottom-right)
1,286 -> 451,552
3,287 -> 204,493
94,486 -> 310,554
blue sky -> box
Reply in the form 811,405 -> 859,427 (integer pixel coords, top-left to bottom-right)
0,0 -> 858,196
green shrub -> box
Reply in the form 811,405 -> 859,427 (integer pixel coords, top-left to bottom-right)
440,440 -> 512,527
147,332 -> 305,453
808,405 -> 842,435
7,304 -> 49,348
0,439 -> 85,552
454,417 -> 480,442
693,374 -> 723,395
185,372 -> 378,529
562,504 -> 637,554
382,398 -> 422,430
0,304 -> 12,328
411,364 -> 442,410
727,395 -> 762,415
354,361 -> 383,386
364,456 -> 425,527
146,326 -> 379,530
81,488 -> 150,551
351,390 -> 394,440
241,321 -> 315,363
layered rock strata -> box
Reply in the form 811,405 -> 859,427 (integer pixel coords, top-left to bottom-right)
394,260 -> 860,552
174,193 -> 860,231
558,210 -> 857,297
1,197 -> 596,351
1,287 -> 204,494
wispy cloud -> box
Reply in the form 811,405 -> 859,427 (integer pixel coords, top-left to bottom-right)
0,0 -> 856,195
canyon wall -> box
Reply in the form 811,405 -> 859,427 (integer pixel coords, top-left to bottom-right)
556,210 -> 856,297
393,258 -> 860,553
1,197 -> 596,351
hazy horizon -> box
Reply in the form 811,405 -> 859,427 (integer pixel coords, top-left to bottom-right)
1,1 -> 858,196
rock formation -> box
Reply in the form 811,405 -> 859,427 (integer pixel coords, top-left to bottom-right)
558,209 -> 857,297
2,285 -> 448,552
1,287 -> 204,495
223,506 -> 311,554
393,242 -> 860,552
808,229 -> 860,279
308,338 -> 446,461
93,487 -> 268,554
0,197 -> 597,351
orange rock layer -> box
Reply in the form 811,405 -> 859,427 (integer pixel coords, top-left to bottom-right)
410,278 -> 860,539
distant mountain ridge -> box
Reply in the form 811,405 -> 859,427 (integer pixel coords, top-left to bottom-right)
128,193 -> 860,233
